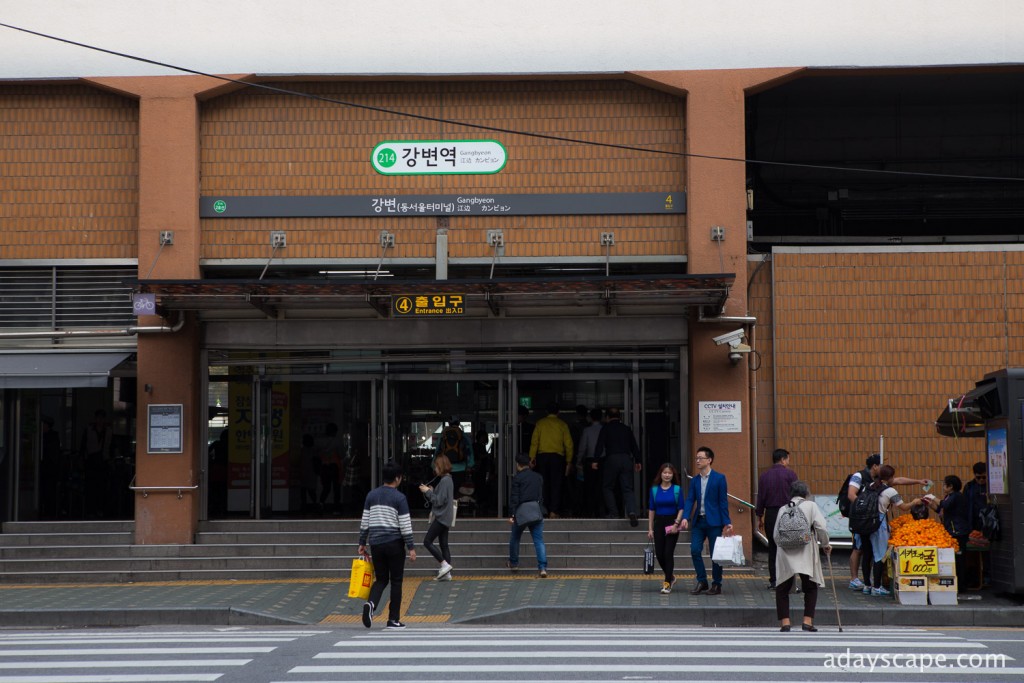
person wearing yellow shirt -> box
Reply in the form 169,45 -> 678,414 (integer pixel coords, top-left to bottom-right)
529,402 -> 574,518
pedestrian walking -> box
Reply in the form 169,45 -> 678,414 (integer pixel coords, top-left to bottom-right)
595,407 -> 642,526
507,453 -> 548,578
681,446 -> 733,595
529,402 -> 573,518
419,454 -> 455,581
756,448 -> 798,590
647,463 -> 685,594
358,461 -> 416,629
774,480 -> 831,632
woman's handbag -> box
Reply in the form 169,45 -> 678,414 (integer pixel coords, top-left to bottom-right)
711,535 -> 745,566
347,557 -> 374,600
514,500 -> 544,526
643,542 -> 655,575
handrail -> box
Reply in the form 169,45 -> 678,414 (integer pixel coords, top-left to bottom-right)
129,476 -> 198,499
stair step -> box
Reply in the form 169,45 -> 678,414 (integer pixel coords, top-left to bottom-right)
0,519 -> 735,584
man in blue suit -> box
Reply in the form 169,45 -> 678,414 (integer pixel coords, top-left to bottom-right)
681,446 -> 733,595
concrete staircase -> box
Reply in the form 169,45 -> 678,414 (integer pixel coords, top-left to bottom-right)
0,518 -> 721,584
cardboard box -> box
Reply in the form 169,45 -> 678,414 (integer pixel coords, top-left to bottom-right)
895,576 -> 929,605
928,576 -> 958,605
937,548 -> 956,576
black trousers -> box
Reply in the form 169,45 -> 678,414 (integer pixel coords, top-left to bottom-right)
536,453 -> 565,515
423,519 -> 451,564
775,573 -> 818,620
652,514 -> 680,582
602,453 -> 636,516
764,506 -> 781,584
368,539 -> 407,622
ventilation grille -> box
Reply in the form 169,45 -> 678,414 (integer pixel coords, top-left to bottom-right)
0,267 -> 135,329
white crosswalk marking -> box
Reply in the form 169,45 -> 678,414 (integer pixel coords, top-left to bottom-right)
0,628 -> 326,683
281,627 -> 1021,681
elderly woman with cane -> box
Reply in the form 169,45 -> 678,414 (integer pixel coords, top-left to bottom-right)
774,480 -> 831,632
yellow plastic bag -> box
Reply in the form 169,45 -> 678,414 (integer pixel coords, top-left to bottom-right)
348,557 -> 373,600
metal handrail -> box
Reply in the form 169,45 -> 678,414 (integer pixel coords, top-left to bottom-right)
129,476 -> 198,499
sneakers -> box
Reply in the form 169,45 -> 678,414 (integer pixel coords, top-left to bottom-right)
438,572 -> 453,582
539,569 -> 548,578
660,581 -> 672,594
361,601 -> 374,629
871,586 -> 892,597
436,561 -> 453,580
628,512 -> 639,527
849,578 -> 866,590
862,585 -> 872,595
386,620 -> 406,629
506,560 -> 519,573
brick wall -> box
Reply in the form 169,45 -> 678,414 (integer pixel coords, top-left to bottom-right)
199,79 -> 685,261
0,84 -> 138,259
766,247 -> 1020,497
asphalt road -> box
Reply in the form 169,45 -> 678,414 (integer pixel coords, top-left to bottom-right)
0,624 -> 1020,682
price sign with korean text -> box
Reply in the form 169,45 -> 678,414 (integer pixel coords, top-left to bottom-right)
896,546 -> 939,575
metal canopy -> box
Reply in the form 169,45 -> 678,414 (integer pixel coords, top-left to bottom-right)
130,273 -> 734,319
0,352 -> 131,389
934,380 -> 1002,438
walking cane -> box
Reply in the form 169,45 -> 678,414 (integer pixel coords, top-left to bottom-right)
825,550 -> 843,632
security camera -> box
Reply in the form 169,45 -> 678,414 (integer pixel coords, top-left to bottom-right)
712,329 -> 746,347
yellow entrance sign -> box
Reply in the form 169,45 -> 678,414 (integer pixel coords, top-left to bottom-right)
393,294 -> 465,317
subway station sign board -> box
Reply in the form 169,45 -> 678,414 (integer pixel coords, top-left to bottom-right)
372,140 -> 507,175
393,294 -> 465,317
200,192 -> 684,217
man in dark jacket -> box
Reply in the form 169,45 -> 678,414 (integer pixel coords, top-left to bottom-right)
595,407 -> 642,526
507,453 -> 548,577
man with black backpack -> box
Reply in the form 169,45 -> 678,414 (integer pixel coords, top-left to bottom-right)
856,464 -> 922,596
841,454 -> 929,592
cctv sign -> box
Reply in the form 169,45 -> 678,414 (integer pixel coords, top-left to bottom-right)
698,401 -> 742,433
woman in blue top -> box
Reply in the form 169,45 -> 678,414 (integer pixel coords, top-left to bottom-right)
647,463 -> 686,594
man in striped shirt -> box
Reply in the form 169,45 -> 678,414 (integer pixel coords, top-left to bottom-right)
358,461 -> 417,629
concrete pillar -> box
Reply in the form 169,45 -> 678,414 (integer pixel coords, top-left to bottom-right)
86,75 -> 248,544
631,69 -> 802,557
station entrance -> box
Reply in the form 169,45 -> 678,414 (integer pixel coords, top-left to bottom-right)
206,351 -> 682,520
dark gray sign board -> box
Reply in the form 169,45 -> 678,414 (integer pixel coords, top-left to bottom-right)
200,192 -> 685,218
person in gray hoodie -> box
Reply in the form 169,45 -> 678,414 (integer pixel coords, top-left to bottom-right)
419,454 -> 456,581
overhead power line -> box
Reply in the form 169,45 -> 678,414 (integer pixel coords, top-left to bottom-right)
1,21 -> 1023,183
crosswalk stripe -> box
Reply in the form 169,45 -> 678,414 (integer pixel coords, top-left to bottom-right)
333,637 -> 980,649
0,676 -> 220,683
0,638 -> 295,645
0,648 -> 274,656
292,662 -> 1024,675
0,660 -> 250,669
314,649 -> 1001,660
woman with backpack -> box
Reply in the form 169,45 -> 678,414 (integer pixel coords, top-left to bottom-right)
864,464 -> 922,596
646,463 -> 685,594
774,480 -> 831,632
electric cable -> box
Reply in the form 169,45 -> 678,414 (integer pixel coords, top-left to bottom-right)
2,21 -> 1024,183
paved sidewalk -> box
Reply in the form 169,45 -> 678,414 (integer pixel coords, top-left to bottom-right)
1,569 -> 1021,629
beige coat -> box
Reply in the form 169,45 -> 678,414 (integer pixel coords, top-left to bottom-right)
773,496 -> 831,586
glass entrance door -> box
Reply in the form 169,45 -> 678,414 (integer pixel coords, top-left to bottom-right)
385,377 -> 504,517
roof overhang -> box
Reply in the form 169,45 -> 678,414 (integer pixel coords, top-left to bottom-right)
130,273 -> 734,320
0,352 -> 131,389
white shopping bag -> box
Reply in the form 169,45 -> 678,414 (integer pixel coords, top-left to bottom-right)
711,535 -> 745,566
